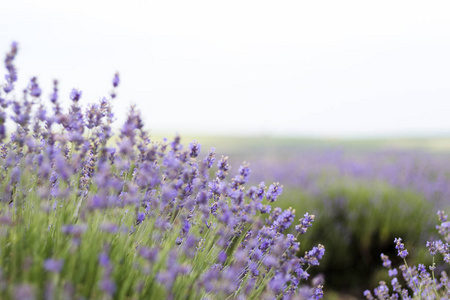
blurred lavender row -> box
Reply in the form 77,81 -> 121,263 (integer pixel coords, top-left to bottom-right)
230,149 -> 450,209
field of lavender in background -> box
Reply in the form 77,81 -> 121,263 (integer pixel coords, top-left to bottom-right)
177,135 -> 450,297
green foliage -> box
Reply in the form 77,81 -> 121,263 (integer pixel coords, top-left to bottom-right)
0,182 -> 210,299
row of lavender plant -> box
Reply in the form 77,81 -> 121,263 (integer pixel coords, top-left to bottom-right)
224,147 -> 449,294
365,211 -> 450,299
0,42 -> 324,299
239,149 -> 450,209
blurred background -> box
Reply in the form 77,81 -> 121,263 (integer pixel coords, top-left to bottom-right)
2,0 -> 450,298
2,0 -> 450,137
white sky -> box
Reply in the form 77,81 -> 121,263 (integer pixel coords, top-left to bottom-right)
1,0 -> 450,138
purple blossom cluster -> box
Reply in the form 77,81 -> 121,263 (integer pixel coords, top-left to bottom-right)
0,42 -> 324,299
365,211 -> 450,299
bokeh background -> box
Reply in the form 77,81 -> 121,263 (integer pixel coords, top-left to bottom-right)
2,1 -> 450,298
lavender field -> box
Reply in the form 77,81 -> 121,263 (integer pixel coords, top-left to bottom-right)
0,42 -> 326,299
2,41 -> 450,300
203,138 -> 450,297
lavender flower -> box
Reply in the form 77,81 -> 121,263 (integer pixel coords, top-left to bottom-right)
50,79 -> 58,103
136,212 -> 146,225
380,253 -> 392,268
426,240 -> 437,256
98,250 -> 115,296
188,141 -> 201,158
312,285 -> 324,299
203,147 -> 215,168
4,42 -> 18,94
10,166 -> 21,185
368,211 -> 450,299
14,284 -> 34,300
112,72 -> 120,88
62,224 -> 87,236
388,268 -> 398,277
303,244 -> 325,266
100,222 -> 119,234
217,251 -> 227,264
295,212 -> 315,234
216,155 -> 230,180
139,247 -> 159,263
363,290 -> 374,299
69,88 -> 82,102
266,182 -> 283,202
394,237 -> 409,258
99,279 -> 116,295
272,207 -> 295,232
43,259 -> 64,273
28,77 -> 41,97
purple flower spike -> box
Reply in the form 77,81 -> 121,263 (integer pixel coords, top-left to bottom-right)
296,212 -> 315,234
44,259 -> 64,273
266,182 -> 283,202
380,253 -> 391,268
50,80 -> 59,103
4,42 -> 18,94
112,72 -> 120,88
100,278 -> 116,295
303,244 -> 325,266
203,147 -> 215,168
426,241 -> 437,256
28,77 -> 41,97
363,290 -> 374,300
388,268 -> 398,277
100,222 -> 119,234
398,250 -> 408,258
70,88 -> 82,102
10,166 -> 21,185
217,251 -> 227,264
182,218 -> 191,235
217,155 -> 230,172
62,224 -> 87,236
3,83 -> 13,93
139,247 -> 159,263
216,155 -> 230,180
272,207 -> 295,232
394,237 -> 409,258
313,285 -> 324,299
136,212 -> 146,225
232,162 -> 251,186
99,252 -> 110,267
14,284 -> 34,300
189,141 -> 201,158
269,273 -> 287,293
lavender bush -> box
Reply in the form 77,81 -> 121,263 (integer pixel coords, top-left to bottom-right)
365,211 -> 450,299
0,42 -> 324,299
223,146 -> 449,294
281,183 -> 434,293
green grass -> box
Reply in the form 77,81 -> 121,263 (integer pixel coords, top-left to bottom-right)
0,175 -> 224,299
